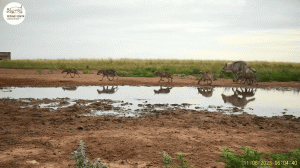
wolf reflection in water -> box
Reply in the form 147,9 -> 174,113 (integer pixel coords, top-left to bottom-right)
153,86 -> 172,94
197,86 -> 214,97
62,86 -> 77,91
221,88 -> 256,107
97,86 -> 118,94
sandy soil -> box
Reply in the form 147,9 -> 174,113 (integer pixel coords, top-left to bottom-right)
0,68 -> 300,168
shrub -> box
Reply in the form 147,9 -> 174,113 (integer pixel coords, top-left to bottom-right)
70,140 -> 109,168
268,147 -> 300,168
216,146 -> 269,168
158,151 -> 195,168
82,70 -> 92,74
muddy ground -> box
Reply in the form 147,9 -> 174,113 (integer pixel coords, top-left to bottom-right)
0,68 -> 300,168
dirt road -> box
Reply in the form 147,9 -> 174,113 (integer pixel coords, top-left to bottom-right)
0,68 -> 300,168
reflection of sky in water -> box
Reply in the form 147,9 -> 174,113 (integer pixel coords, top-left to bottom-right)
0,86 -> 299,117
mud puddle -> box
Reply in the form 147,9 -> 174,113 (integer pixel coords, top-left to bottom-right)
0,86 -> 299,117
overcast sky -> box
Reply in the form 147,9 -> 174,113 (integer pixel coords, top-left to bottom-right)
1,0 -> 300,62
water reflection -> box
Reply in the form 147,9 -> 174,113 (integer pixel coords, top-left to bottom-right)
97,86 -> 118,94
0,87 -> 13,92
0,86 -> 299,117
154,86 -> 172,94
197,86 -> 214,98
62,86 -> 77,91
221,88 -> 256,107
234,88 -> 256,98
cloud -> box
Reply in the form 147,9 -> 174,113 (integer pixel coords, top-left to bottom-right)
183,30 -> 300,62
216,30 -> 300,45
1,0 -> 300,62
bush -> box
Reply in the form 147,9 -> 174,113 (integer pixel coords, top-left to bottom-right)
82,70 -> 92,74
70,140 -> 109,168
216,145 -> 300,168
158,151 -> 195,168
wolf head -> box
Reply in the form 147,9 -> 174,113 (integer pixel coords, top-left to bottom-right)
222,63 -> 232,72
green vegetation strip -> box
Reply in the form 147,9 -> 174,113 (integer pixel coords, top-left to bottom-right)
71,140 -> 300,168
216,145 -> 300,168
1,59 -> 300,82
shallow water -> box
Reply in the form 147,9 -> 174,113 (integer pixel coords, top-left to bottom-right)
1,86 -> 299,117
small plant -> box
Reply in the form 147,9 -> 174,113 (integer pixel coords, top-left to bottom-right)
159,151 -> 173,168
49,68 -> 54,74
70,140 -> 109,168
216,146 -> 269,168
158,151 -> 195,168
83,69 -> 92,74
36,69 -> 42,74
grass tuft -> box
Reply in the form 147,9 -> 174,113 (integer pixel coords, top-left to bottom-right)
216,143 -> 300,168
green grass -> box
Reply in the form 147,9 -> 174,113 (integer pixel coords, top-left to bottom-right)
158,151 -> 195,168
216,145 -> 300,168
1,59 -> 300,82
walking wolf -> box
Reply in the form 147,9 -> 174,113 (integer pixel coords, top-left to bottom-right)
61,69 -> 80,78
155,71 -> 173,82
222,61 -> 256,83
237,73 -> 258,85
97,69 -> 118,81
198,71 -> 216,85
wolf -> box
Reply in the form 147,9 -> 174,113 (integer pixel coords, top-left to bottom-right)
61,69 -> 80,78
197,71 -> 217,85
97,69 -> 118,81
97,86 -> 118,94
237,73 -> 258,85
222,61 -> 256,83
155,71 -> 173,82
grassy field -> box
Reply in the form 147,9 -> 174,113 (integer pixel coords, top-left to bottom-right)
1,59 -> 300,82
